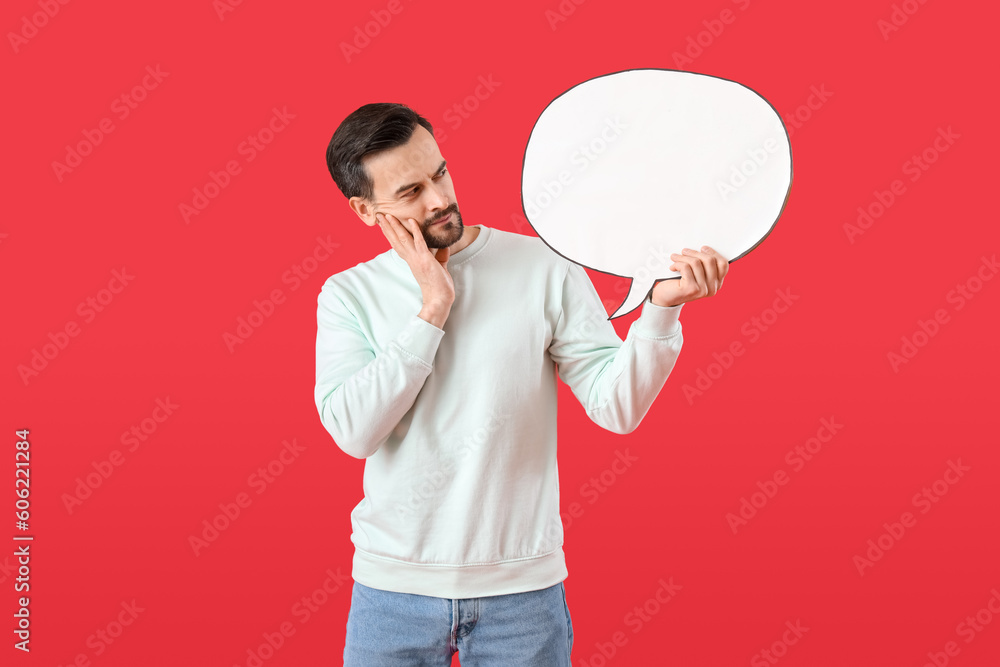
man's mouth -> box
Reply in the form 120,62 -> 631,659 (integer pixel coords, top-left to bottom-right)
432,213 -> 451,226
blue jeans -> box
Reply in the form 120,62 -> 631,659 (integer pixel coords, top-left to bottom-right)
343,580 -> 574,666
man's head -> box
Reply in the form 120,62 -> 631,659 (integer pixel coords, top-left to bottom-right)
326,103 -> 463,249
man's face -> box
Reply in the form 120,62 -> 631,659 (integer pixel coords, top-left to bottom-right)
352,125 -> 463,249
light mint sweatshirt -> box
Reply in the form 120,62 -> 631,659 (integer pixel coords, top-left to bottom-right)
314,225 -> 684,598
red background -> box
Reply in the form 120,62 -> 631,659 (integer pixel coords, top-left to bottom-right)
4,0 -> 998,665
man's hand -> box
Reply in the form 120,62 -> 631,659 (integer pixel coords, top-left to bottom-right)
376,212 -> 455,328
650,245 -> 729,307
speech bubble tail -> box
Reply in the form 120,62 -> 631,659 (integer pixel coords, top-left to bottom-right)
609,280 -> 653,319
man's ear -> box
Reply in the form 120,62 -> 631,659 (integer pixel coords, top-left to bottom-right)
349,196 -> 377,227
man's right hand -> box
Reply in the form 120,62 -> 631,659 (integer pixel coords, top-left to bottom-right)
376,212 -> 455,329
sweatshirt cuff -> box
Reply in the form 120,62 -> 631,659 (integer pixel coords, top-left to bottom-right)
634,298 -> 683,338
393,315 -> 446,366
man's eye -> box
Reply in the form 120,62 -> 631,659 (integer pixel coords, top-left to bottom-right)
406,171 -> 446,197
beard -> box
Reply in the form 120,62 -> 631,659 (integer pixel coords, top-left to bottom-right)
420,204 -> 464,249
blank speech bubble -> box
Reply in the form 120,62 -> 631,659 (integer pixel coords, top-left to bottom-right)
521,68 -> 792,318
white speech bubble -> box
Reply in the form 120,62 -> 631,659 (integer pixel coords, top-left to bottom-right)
521,68 -> 792,318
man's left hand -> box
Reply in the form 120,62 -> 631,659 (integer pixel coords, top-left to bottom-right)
650,246 -> 730,307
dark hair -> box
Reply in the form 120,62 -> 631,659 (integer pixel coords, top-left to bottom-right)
325,103 -> 435,202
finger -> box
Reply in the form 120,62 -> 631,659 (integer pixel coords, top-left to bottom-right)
688,256 -> 709,295
699,246 -> 727,278
670,257 -> 696,297
684,248 -> 718,293
385,213 -> 414,248
701,246 -> 730,283
401,217 -> 430,253
434,246 -> 451,265
673,253 -> 707,296
375,212 -> 401,249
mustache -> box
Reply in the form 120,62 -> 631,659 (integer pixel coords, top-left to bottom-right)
427,205 -> 458,225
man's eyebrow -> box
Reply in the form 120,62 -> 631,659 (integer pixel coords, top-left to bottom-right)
392,160 -> 447,197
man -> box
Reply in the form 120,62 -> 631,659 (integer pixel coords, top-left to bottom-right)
317,102 -> 728,666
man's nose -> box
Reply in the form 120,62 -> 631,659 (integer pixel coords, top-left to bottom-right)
424,182 -> 449,209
